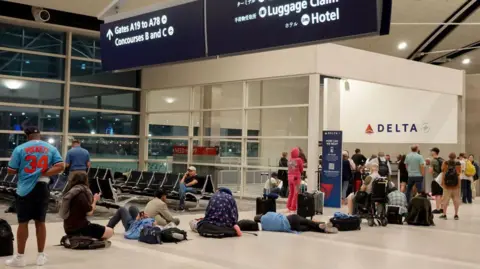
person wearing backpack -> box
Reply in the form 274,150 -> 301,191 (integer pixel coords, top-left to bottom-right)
429,148 -> 444,214
468,155 -> 479,199
459,153 -> 474,204
439,153 -> 461,220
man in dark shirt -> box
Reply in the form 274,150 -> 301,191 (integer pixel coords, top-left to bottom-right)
177,166 -> 199,211
351,148 -> 367,167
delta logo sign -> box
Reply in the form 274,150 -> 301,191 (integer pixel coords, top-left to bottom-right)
366,123 -> 430,134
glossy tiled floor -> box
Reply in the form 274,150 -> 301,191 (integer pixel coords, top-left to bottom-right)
2,201 -> 480,269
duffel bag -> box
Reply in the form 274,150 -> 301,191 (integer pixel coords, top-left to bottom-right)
329,216 -> 361,231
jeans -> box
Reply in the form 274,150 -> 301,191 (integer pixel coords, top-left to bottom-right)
342,181 -> 349,199
406,176 -> 424,202
461,179 -> 472,203
179,183 -> 194,207
107,206 -> 139,230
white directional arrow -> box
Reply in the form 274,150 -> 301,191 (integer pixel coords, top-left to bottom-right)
106,29 -> 114,41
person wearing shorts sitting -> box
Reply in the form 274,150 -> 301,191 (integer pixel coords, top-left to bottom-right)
62,173 -> 114,241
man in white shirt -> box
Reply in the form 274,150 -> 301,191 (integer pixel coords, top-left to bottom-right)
366,152 -> 392,178
264,172 -> 281,195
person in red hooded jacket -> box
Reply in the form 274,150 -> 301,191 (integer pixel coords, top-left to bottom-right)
287,147 -> 304,212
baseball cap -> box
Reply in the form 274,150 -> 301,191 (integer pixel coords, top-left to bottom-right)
188,166 -> 196,171
24,126 -> 40,136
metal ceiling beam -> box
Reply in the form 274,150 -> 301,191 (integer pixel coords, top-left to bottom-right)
407,0 -> 480,61
429,40 -> 480,65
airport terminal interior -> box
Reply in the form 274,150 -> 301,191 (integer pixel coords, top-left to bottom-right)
0,0 -> 479,268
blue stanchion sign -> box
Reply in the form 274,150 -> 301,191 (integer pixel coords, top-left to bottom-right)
321,130 -> 343,208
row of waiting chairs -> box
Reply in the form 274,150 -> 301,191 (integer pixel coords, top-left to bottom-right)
113,170 -> 216,210
0,167 -> 18,195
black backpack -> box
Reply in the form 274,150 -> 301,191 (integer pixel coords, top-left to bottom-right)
378,158 -> 389,176
59,235 -> 111,250
160,228 -> 188,243
0,219 -> 14,257
444,162 -> 459,187
237,220 -> 259,231
139,226 -> 162,244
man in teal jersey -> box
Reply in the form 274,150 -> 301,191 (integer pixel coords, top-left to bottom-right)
6,127 -> 64,267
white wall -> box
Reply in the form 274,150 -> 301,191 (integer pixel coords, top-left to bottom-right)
340,80 -> 458,144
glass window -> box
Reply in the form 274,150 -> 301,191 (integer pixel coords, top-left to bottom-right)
247,139 -> 307,167
90,161 -> 138,173
202,111 -> 242,136
70,85 -> 139,111
248,77 -> 309,107
0,23 -> 65,54
0,106 -> 62,132
148,139 -> 188,160
247,107 -> 308,136
147,162 -> 187,175
195,164 -> 239,193
0,51 -> 64,79
72,35 -> 101,60
148,112 -> 199,136
70,60 -> 137,88
148,88 -> 191,112
69,111 -> 138,135
193,83 -> 243,110
71,136 -> 139,159
0,78 -> 63,106
0,134 -> 62,158
192,138 -> 240,164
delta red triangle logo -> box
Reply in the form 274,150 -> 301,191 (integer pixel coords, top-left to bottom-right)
366,124 -> 374,134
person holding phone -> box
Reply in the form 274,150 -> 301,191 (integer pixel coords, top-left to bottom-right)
62,173 -> 114,241
177,166 -> 199,211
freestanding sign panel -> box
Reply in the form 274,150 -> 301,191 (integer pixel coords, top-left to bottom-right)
207,0 -> 382,56
100,1 -> 205,71
321,130 -> 342,208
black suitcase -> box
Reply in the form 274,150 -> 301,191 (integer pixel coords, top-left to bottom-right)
0,219 -> 14,257
256,197 -> 276,215
297,192 -> 315,219
329,216 -> 361,231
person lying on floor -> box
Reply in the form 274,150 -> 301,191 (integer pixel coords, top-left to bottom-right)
254,212 -> 338,234
61,172 -> 114,240
197,187 -> 243,237
107,206 -> 155,239
144,189 -> 180,226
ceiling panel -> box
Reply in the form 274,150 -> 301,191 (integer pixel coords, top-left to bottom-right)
442,48 -> 480,74
422,9 -> 480,63
336,0 -> 465,57
6,0 -> 112,17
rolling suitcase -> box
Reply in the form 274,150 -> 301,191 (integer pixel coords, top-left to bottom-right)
256,173 -> 276,215
313,191 -> 324,215
297,192 -> 315,219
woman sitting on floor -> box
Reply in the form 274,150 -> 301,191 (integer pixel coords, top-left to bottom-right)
197,187 -> 242,237
254,212 -> 338,234
60,173 -> 114,240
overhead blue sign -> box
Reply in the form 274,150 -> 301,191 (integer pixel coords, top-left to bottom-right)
206,0 -> 391,56
321,130 -> 343,208
100,1 -> 206,71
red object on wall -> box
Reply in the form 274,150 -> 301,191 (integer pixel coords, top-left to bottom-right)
173,146 -> 217,156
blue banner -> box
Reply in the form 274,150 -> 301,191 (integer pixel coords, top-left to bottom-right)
321,130 -> 343,208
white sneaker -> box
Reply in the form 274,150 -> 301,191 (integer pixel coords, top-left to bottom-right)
5,254 -> 26,267
36,253 -> 48,266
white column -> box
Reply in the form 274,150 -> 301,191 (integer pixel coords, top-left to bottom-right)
61,32 -> 72,157
240,81 -> 248,198
323,78 -> 341,131
138,89 -> 148,171
308,74 -> 320,192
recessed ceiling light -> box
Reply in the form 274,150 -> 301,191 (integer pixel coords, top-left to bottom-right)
462,58 -> 471,65
397,41 -> 408,50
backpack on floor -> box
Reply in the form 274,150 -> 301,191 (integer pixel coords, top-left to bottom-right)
0,219 -> 14,257
237,219 -> 259,231
197,222 -> 238,238
329,216 -> 361,231
160,228 -> 188,243
139,226 -> 162,244
59,235 -> 111,250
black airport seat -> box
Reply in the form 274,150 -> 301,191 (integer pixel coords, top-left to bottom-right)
87,167 -> 99,180
96,169 -> 120,209
132,171 -> 154,193
119,170 -> 142,192
113,171 -> 128,185
50,174 -> 68,194
163,173 -> 180,193
96,168 -> 108,180
5,175 -> 18,194
143,172 -> 167,195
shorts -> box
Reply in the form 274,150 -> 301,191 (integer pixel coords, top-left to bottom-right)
442,187 -> 460,206
16,182 -> 50,223
431,181 -> 443,196
66,223 -> 106,240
